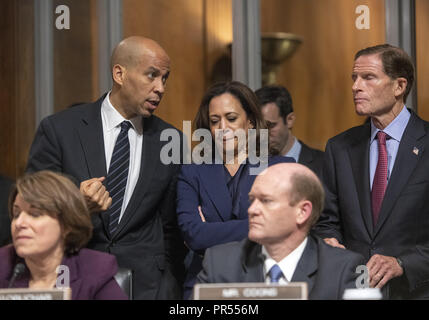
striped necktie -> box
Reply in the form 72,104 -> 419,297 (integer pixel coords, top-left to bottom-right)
106,121 -> 132,235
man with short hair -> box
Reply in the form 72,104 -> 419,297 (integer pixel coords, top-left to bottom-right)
26,36 -> 185,299
255,85 -> 324,177
314,44 -> 429,299
197,163 -> 364,299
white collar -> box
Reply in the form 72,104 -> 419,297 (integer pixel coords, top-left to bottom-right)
101,92 -> 143,134
262,237 -> 308,282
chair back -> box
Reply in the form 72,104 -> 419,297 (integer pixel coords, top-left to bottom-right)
114,268 -> 133,299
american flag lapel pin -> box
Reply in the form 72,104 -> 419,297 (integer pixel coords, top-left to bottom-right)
413,147 -> 419,155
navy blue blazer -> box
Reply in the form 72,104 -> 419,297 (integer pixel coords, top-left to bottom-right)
176,155 -> 294,297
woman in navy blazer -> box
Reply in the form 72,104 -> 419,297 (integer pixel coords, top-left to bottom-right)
177,81 -> 294,298
0,170 -> 127,300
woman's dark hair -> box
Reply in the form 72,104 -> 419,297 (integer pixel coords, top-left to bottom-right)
194,81 -> 278,156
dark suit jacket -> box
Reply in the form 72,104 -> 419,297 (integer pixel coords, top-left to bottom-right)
0,176 -> 13,247
314,111 -> 429,299
177,155 -> 294,298
298,140 -> 324,178
26,94 -> 186,299
197,235 -> 365,300
0,245 -> 128,300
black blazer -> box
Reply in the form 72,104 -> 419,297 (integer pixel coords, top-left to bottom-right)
26,94 -> 186,299
0,175 -> 13,247
197,235 -> 365,300
298,141 -> 324,178
314,111 -> 429,299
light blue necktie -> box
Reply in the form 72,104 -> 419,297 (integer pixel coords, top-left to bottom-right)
269,264 -> 283,283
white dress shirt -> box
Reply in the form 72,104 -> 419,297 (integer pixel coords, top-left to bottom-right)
369,106 -> 410,189
262,237 -> 308,284
101,92 -> 143,222
284,137 -> 302,163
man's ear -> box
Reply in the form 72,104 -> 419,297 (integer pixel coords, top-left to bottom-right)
112,64 -> 126,86
394,77 -> 408,99
296,200 -> 312,227
286,112 -> 296,130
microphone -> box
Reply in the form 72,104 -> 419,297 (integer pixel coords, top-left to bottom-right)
8,263 -> 26,288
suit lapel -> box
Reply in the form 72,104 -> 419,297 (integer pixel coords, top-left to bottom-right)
198,165 -> 233,221
78,96 -> 107,178
242,240 -> 265,282
78,96 -> 110,236
291,237 -> 318,294
374,113 -> 426,236
298,141 -> 313,166
113,116 -> 159,238
347,124 -> 374,236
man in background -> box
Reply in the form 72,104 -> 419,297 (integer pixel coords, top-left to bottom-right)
255,85 -> 324,177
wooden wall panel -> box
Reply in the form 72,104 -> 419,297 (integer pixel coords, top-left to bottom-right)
53,0 -> 98,112
205,0 -> 233,87
15,0 -> 35,177
0,0 -> 18,179
416,0 -> 429,121
0,0 -> 35,179
261,0 -> 385,151
123,0 -> 206,130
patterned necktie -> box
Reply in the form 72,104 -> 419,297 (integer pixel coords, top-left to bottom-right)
269,264 -> 283,283
371,131 -> 388,226
106,121 -> 132,234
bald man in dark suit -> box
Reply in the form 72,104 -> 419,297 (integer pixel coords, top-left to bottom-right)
26,36 -> 186,299
197,163 -> 364,300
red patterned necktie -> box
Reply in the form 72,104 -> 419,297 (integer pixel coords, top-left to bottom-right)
371,131 -> 388,226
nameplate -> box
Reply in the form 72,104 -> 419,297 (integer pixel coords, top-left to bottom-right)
193,282 -> 308,300
0,288 -> 72,300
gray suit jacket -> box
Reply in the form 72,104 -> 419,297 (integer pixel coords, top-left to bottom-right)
197,235 -> 365,299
